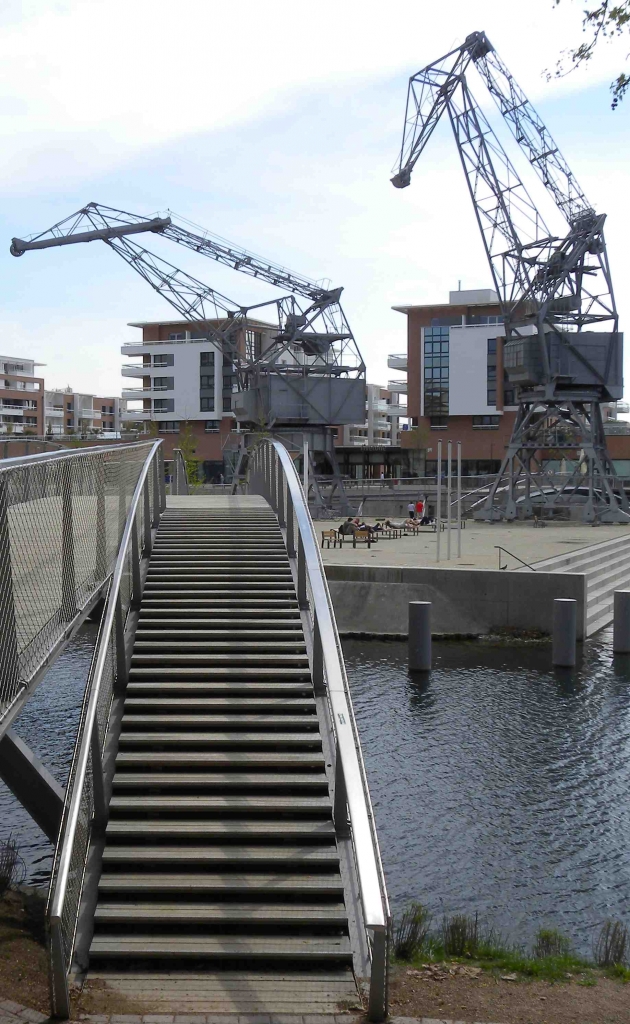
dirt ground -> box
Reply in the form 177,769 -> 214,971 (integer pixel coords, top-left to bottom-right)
390,963 -> 630,1024
0,890 -> 49,1014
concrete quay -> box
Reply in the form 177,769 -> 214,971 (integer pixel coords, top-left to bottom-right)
320,520 -> 630,638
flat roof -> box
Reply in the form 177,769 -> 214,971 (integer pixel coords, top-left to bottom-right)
392,301 -> 501,313
128,317 -> 277,329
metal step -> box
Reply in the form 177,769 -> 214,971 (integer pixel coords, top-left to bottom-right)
97,873 -> 345,894
105,820 -> 335,839
89,936 -> 352,959
93,903 -> 346,924
122,697 -> 317,710
108,794 -> 332,813
101,845 -> 339,864
117,732 -> 322,747
115,751 -> 326,768
120,714 -> 319,728
111,772 -> 330,790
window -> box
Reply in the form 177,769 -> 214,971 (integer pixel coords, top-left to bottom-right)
153,398 -> 174,413
200,374 -> 214,390
200,396 -> 215,412
423,326 -> 449,419
153,354 -> 174,367
430,316 -> 461,327
467,314 -> 504,326
153,376 -> 173,391
200,351 -> 215,366
158,421 -> 180,433
504,387 -> 516,406
487,339 -> 497,406
429,416 -> 447,428
223,396 -> 232,412
473,415 -> 500,428
66,402 -> 73,410
487,389 -> 497,405
205,420 -> 220,432
168,332 -> 185,340
109,406 -> 114,414
246,329 -> 262,362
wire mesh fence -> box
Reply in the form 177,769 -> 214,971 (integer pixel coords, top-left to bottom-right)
0,442 -> 157,728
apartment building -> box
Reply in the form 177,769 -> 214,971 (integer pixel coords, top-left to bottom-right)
339,383 -> 408,446
121,318 -> 282,477
45,389 -> 125,436
392,287 -> 517,476
0,355 -> 44,434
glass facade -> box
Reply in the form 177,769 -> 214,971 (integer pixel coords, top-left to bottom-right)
423,326 -> 449,423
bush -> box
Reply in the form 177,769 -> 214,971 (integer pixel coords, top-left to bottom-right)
533,927 -> 573,959
594,920 -> 629,967
0,834 -> 26,898
442,912 -> 479,957
394,902 -> 432,960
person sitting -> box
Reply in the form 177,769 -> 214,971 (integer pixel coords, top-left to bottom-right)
339,517 -> 356,536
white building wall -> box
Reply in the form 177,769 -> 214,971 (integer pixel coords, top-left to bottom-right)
448,324 -> 498,416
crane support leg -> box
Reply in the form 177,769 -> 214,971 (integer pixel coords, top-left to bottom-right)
0,729 -> 64,843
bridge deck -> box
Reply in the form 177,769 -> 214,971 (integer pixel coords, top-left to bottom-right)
80,495 -> 362,1015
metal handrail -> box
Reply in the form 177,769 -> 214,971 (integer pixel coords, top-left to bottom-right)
171,448 -> 189,494
47,439 -> 164,1017
249,440 -> 389,1020
495,544 -> 537,571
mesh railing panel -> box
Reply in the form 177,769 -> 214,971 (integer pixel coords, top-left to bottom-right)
0,443 -> 153,724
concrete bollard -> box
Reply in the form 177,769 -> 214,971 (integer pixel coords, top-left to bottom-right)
552,598 -> 577,667
409,601 -> 431,671
613,590 -> 630,653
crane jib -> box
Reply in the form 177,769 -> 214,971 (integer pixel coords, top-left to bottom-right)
10,217 -> 171,256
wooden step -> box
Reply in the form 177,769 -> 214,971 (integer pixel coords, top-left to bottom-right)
89,936 -> 352,959
105,820 -> 335,839
115,751 -> 326,767
98,873 -> 345,894
93,902 -> 347,924
112,772 -> 330,789
117,732 -> 322,747
108,794 -> 332,812
101,845 -> 339,864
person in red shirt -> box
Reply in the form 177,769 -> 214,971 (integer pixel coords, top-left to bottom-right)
415,498 -> 424,519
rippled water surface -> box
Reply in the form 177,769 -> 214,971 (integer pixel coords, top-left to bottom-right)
344,628 -> 630,953
0,623 -> 98,886
3,623 -> 630,953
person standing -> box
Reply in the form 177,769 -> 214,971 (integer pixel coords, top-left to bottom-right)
407,500 -> 416,519
415,497 -> 424,520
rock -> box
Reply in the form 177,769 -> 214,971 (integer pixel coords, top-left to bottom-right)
500,973 -> 518,981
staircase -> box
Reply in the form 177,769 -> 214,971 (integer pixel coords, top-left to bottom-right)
526,533 -> 630,636
86,501 -> 360,1013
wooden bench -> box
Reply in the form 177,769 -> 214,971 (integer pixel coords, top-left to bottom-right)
352,529 -> 375,549
321,529 -> 340,549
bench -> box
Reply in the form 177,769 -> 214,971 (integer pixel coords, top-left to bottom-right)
321,529 -> 340,549
352,529 -> 375,549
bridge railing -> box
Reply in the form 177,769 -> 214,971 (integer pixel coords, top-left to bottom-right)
248,440 -> 390,1021
0,441 -> 164,735
46,439 -> 165,1018
171,447 -> 189,494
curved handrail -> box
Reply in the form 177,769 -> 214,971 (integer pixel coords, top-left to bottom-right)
0,439 -> 155,470
47,439 -> 163,1017
249,439 -> 389,1019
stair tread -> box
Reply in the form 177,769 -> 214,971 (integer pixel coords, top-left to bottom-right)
93,903 -> 346,922
117,732 -> 321,745
98,873 -> 344,891
89,936 -> 352,957
115,752 -> 325,765
120,715 -> 318,726
102,845 -> 338,862
109,795 -> 331,809
112,772 -> 329,788
105,820 -> 335,836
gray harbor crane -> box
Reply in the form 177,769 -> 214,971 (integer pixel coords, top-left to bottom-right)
10,204 -> 366,507
391,30 -> 628,522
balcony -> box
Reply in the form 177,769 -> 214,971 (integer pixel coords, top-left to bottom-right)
121,408 -> 152,420
368,399 -> 390,414
122,363 -> 149,378
387,353 -> 407,372
388,404 -> 408,418
1,405 -> 27,415
122,386 -> 171,400
387,379 -> 407,394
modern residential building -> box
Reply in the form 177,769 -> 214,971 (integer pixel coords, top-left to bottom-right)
121,318 -> 280,479
44,389 -> 126,436
392,287 -> 517,476
338,383 -> 408,447
0,354 -> 45,434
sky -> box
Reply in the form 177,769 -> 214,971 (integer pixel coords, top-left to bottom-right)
0,0 -> 628,398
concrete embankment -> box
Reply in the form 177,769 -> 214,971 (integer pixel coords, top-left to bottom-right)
325,563 -> 586,638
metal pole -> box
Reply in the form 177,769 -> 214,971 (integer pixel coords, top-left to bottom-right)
446,439 -> 452,560
297,532 -> 307,609
613,590 -> 630,653
333,755 -> 350,837
408,601 -> 431,671
303,436 -> 309,501
286,487 -> 296,558
552,598 -> 577,667
61,460 -> 76,621
457,441 -> 462,558
436,440 -> 442,562
152,453 -> 160,527
143,478 -> 151,556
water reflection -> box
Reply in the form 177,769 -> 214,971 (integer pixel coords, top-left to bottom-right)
0,623 -> 98,887
344,627 -> 630,954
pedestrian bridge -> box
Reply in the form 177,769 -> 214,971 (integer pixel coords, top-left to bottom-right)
0,440 -> 389,1020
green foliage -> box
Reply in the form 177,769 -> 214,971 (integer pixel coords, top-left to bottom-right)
442,913 -> 479,957
533,927 -> 573,959
594,919 -> 629,967
549,1 -> 630,107
393,903 -> 432,960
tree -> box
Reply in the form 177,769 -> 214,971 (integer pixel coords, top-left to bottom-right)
179,422 -> 200,487
549,1 -> 630,107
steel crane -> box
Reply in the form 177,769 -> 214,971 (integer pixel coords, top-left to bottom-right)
392,30 -> 627,522
10,203 -> 365,431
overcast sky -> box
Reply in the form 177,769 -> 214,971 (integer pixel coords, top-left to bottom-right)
0,0 -> 628,397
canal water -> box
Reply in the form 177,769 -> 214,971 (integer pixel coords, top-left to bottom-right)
1,624 -> 629,954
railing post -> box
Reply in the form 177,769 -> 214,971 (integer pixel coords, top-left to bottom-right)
143,478 -> 152,556
297,533 -> 307,609
270,450 -> 277,513
131,512 -> 142,608
0,475 -> 19,696
49,916 -> 71,1019
367,927 -> 388,1022
95,457 -> 107,582
277,462 -> 285,526
115,591 -> 128,688
158,447 -> 166,512
90,718 -> 107,829
312,612 -> 324,695
61,460 -> 77,621
152,453 -> 160,527
286,487 -> 296,558
333,753 -> 350,837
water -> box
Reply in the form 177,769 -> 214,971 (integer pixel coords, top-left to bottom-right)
344,628 -> 630,953
0,622 -> 98,887
3,622 -> 630,953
